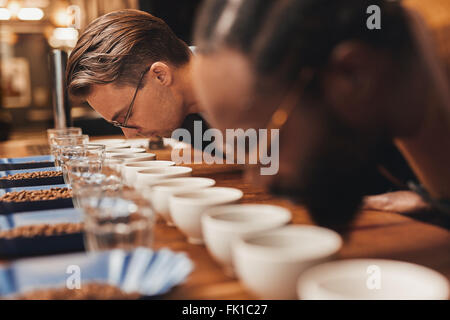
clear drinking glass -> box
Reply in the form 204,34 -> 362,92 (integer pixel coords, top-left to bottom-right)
102,158 -> 125,181
54,144 -> 85,170
50,135 -> 89,150
55,144 -> 104,182
50,135 -> 89,160
55,143 -> 105,168
47,127 -> 82,143
65,158 -> 104,185
71,173 -> 123,209
47,129 -> 83,156
84,144 -> 106,160
83,189 -> 155,252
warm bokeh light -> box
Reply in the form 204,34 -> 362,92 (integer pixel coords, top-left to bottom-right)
17,7 -> 44,21
0,8 -> 11,20
48,27 -> 79,48
6,0 -> 21,17
53,8 -> 71,27
53,27 -> 78,40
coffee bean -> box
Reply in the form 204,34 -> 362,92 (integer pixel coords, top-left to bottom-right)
0,188 -> 72,203
0,223 -> 84,239
0,171 -> 63,181
14,283 -> 140,300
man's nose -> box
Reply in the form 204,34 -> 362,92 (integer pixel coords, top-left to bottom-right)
121,128 -> 139,138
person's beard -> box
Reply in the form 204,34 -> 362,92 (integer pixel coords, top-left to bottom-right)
270,109 -> 389,233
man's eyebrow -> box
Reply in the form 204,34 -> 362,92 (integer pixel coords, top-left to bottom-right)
84,101 -> 127,122
110,106 -> 128,122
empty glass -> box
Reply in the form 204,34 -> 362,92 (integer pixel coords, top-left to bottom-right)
83,144 -> 107,160
71,173 -> 123,210
50,134 -> 89,147
83,189 -> 155,251
102,158 -> 125,181
65,158 -> 104,185
50,135 -> 89,160
47,128 -> 83,157
47,127 -> 82,143
56,144 -> 106,183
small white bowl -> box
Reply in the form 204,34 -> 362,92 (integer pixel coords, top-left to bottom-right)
107,148 -> 147,155
92,139 -> 131,150
151,178 -> 216,226
169,187 -> 244,245
233,225 -> 342,300
298,259 -> 449,300
202,204 -> 292,275
105,143 -> 132,151
93,139 -> 126,147
123,161 -> 176,186
110,153 -> 156,163
136,166 -> 193,187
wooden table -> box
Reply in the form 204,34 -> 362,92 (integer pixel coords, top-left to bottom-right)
1,136 -> 449,300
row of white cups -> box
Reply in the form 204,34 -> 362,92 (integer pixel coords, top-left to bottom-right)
96,139 -> 449,300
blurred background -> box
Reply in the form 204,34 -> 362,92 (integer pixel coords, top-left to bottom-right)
0,0 -> 202,141
0,0 -> 448,143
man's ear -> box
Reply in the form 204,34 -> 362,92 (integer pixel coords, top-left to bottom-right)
321,41 -> 388,127
149,62 -> 173,86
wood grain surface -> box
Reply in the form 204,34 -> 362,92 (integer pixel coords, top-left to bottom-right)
1,136 -> 449,300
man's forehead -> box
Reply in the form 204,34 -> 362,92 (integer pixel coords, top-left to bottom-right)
86,83 -> 131,120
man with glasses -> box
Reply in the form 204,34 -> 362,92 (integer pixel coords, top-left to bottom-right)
67,9 -> 204,140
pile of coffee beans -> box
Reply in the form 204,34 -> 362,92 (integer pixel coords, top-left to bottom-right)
0,223 -> 84,239
0,171 -> 62,181
15,283 -> 140,300
0,187 -> 72,203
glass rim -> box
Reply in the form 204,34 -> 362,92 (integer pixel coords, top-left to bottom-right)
47,127 -> 82,133
66,158 -> 104,166
50,135 -> 89,142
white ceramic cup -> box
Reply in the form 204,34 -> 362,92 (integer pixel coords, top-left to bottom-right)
202,204 -> 292,276
123,161 -> 176,186
110,153 -> 156,163
136,166 -> 193,187
169,187 -> 244,245
151,177 -> 216,226
233,225 -> 342,300
297,259 -> 450,300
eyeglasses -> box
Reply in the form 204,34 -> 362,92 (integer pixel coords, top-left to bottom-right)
109,67 -> 151,129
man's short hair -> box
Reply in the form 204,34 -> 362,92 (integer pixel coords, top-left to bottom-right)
66,9 -> 191,98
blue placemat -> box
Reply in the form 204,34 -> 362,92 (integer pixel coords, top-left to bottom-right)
0,208 -> 84,258
0,156 -> 55,172
0,155 -> 53,165
0,207 -> 82,230
0,248 -> 194,298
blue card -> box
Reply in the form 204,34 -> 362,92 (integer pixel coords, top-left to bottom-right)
0,248 -> 194,298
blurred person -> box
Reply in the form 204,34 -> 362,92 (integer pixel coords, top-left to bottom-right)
66,9 -> 203,139
193,0 -> 450,228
